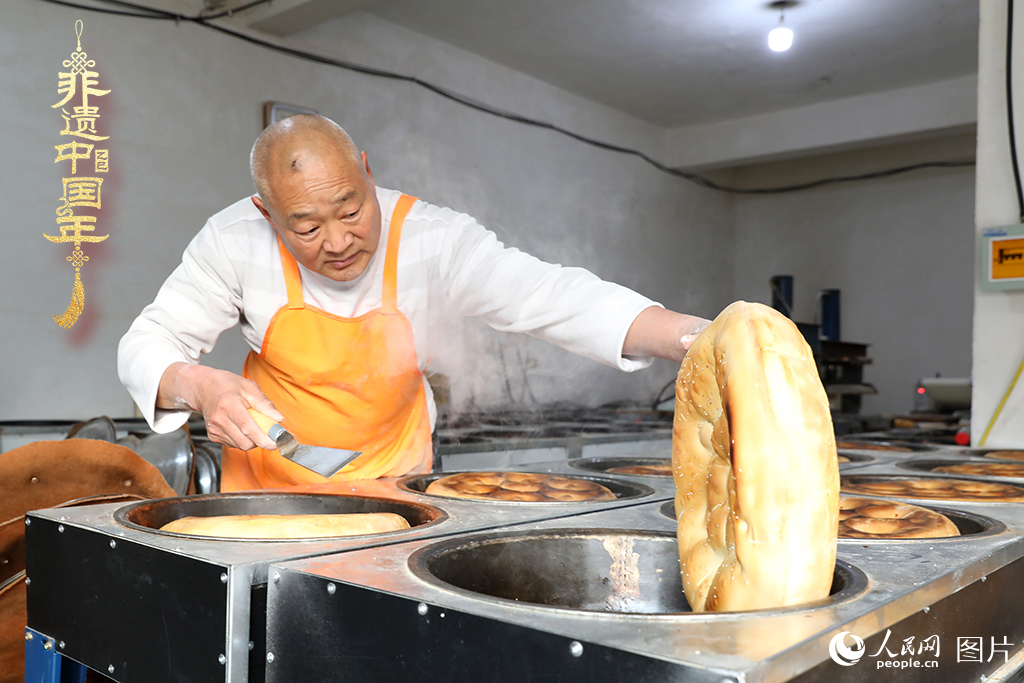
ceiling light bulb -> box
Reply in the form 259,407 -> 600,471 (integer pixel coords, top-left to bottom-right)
768,20 -> 793,52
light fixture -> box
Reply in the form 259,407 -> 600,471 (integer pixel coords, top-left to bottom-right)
767,0 -> 797,52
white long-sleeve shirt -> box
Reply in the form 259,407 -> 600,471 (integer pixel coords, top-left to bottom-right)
118,187 -> 659,433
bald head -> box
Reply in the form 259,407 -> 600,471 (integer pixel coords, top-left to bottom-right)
250,114 -> 362,204
248,114 -> 382,282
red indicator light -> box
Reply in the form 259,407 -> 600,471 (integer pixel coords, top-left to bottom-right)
917,387 -> 926,394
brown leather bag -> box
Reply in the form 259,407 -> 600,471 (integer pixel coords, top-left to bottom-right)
0,440 -> 176,683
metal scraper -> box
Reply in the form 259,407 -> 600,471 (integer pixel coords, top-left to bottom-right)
247,408 -> 363,478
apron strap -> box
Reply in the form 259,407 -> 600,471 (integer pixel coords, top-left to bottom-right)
276,235 -> 306,310
382,194 -> 417,315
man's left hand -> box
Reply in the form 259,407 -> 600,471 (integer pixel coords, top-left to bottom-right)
623,306 -> 711,362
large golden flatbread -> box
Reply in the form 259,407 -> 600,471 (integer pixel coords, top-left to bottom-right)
841,477 -> 1024,502
838,497 -> 959,539
424,471 -> 615,502
673,301 -> 838,613
159,513 -> 410,539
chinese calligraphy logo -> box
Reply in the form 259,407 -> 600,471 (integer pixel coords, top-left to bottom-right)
47,20 -> 110,329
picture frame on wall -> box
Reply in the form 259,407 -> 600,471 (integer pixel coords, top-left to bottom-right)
263,101 -> 318,128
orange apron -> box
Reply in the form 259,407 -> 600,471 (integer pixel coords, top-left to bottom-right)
221,194 -> 432,490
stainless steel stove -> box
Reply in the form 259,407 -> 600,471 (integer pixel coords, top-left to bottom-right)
260,444 -> 1024,682
435,408 -> 674,469
23,435 -> 1024,682
24,473 -> 663,682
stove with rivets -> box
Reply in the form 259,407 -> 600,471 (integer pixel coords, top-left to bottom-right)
23,436 -> 1024,682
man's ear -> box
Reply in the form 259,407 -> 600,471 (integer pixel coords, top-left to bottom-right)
251,195 -> 276,226
361,151 -> 374,184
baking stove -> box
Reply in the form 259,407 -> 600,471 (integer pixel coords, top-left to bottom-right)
435,407 -> 674,469
259,446 -> 1024,682
23,434 -> 1024,682
24,473 -> 662,683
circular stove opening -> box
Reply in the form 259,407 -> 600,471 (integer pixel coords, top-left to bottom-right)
841,475 -> 1024,504
838,503 -> 1002,541
115,492 -> 445,541
897,459 -> 1024,479
398,472 -> 653,502
959,449 -> 1024,462
835,439 -> 938,453
568,457 -> 672,477
410,529 -> 865,615
658,500 -> 1000,540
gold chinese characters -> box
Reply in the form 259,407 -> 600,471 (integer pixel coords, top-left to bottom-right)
47,20 -> 110,329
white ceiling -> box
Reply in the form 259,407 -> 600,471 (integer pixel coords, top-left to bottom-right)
336,0 -> 980,128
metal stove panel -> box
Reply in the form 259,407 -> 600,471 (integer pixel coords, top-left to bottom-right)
26,517 -> 228,683
266,498 -> 1024,682
266,569 -> 722,683
25,476 -> 663,682
790,560 -> 1024,682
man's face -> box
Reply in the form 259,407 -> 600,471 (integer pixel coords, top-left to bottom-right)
254,150 -> 382,282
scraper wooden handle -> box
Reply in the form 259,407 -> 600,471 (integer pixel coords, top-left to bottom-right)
247,408 -> 282,439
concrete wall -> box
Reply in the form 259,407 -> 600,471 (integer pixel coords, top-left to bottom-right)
0,1 -> 731,420
730,134 -> 977,416
974,0 -> 1024,446
665,76 -> 978,171
0,0 -> 982,423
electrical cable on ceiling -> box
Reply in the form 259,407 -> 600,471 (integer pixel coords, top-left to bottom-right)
39,0 -> 976,195
1007,0 -> 1024,222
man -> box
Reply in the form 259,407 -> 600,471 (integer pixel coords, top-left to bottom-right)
118,114 -> 709,491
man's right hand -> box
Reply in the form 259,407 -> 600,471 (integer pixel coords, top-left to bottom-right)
156,362 -> 282,451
